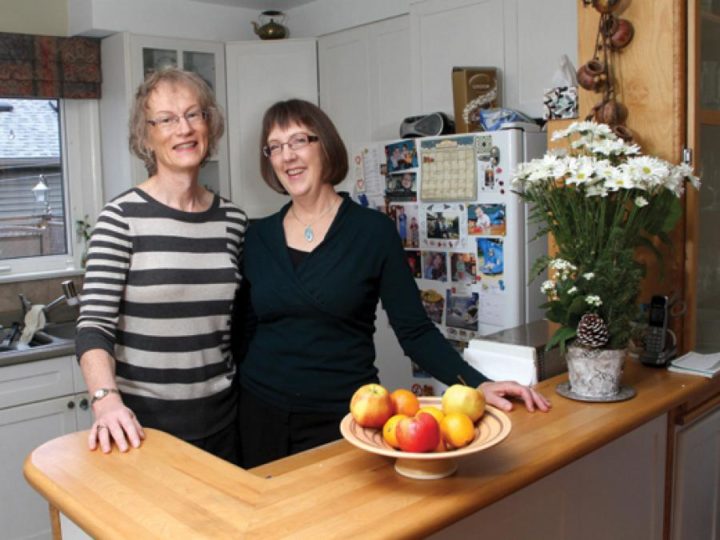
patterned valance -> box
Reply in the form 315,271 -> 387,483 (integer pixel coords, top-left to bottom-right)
0,32 -> 101,99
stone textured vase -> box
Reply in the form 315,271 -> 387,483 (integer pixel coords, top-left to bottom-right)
566,345 -> 626,398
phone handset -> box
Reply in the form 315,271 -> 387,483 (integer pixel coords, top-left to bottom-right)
641,295 -> 674,366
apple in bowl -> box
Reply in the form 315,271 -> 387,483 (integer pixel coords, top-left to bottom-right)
395,412 -> 441,453
441,384 -> 486,422
350,383 -> 394,429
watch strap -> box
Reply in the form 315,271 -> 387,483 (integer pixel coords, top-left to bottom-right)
91,387 -> 120,405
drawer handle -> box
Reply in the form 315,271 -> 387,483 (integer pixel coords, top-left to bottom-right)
67,400 -> 75,410
79,398 -> 89,410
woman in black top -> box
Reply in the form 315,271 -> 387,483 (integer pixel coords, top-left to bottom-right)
238,99 -> 550,468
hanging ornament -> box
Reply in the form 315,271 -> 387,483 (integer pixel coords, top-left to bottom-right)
578,3 -> 636,141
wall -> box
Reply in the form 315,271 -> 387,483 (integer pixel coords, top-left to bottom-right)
0,0 -> 68,36
0,276 -> 81,325
67,0 -> 257,40
286,0 -> 411,37
577,0 -> 687,349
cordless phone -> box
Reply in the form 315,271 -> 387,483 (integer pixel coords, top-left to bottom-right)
641,295 -> 670,366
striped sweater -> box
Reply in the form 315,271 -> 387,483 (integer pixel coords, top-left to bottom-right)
76,188 -> 247,440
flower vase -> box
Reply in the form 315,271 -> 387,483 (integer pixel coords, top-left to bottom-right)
560,345 -> 635,402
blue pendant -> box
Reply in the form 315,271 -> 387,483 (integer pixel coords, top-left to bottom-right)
304,226 -> 314,242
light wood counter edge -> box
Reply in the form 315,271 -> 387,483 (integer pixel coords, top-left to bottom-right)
245,362 -> 719,538
23,362 -> 720,539
23,429 -> 266,539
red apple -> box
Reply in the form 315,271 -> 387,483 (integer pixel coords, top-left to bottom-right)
350,384 -> 394,429
396,412 -> 441,453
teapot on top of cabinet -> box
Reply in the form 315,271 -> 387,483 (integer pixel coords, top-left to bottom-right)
252,10 -> 288,40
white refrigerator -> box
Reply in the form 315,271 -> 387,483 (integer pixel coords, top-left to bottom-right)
351,123 -> 547,395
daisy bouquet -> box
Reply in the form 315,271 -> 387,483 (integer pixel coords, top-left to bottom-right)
512,121 -> 700,351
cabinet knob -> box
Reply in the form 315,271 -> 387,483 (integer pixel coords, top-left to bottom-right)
79,398 -> 89,410
67,400 -> 75,410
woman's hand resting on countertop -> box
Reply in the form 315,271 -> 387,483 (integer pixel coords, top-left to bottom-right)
480,380 -> 552,413
89,396 -> 145,453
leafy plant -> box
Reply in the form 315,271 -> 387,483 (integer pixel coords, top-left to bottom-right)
512,122 -> 700,352
76,215 -> 92,239
75,215 -> 93,268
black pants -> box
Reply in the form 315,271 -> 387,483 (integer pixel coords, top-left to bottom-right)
238,388 -> 345,469
187,419 -> 239,466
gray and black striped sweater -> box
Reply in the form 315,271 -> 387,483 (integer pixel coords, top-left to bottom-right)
76,188 -> 247,440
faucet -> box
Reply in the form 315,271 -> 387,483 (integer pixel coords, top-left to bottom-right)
19,280 -> 80,318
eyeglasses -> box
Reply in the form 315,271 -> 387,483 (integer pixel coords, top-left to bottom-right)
263,133 -> 319,158
147,109 -> 208,131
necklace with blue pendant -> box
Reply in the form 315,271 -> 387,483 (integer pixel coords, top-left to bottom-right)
304,226 -> 314,242
291,200 -> 338,243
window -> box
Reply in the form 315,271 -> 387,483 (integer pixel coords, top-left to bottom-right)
0,98 -> 101,281
0,98 -> 68,263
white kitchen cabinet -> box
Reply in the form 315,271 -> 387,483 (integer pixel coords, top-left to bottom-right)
99,33 -> 229,201
670,399 -> 720,539
225,39 -> 318,218
319,16 -> 413,159
410,0 -> 577,119
0,356 -> 90,540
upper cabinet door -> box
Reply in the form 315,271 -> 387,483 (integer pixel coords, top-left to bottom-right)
410,0 -> 577,119
225,39 -> 318,219
319,16 -> 412,150
99,33 -> 229,201
130,36 -> 229,198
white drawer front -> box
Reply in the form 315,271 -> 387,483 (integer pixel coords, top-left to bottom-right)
0,356 -> 74,409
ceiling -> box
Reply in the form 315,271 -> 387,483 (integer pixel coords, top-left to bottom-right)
188,0 -> 318,10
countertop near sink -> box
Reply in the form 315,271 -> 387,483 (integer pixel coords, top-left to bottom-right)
0,322 -> 76,367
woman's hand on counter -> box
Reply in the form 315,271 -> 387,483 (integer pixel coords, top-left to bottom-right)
89,397 -> 145,453
480,381 -> 552,413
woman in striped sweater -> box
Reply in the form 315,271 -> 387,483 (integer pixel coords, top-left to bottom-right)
76,69 -> 247,464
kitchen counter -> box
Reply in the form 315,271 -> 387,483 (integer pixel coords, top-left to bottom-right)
23,361 -> 720,539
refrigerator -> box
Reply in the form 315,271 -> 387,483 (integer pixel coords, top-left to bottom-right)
350,123 -> 547,395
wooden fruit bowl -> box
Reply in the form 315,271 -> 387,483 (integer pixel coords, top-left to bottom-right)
340,396 -> 511,480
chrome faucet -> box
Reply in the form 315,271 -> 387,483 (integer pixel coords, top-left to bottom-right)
19,280 -> 80,317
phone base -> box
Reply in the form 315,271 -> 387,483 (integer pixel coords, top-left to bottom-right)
640,350 -> 674,368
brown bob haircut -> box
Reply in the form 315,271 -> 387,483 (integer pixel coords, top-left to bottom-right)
129,67 -> 225,176
259,99 -> 348,194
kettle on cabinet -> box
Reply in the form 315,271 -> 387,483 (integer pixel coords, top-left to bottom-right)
252,10 -> 288,40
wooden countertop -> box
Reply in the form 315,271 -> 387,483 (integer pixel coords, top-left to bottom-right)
24,361 -> 720,539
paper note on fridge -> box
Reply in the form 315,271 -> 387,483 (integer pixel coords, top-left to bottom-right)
463,339 -> 538,386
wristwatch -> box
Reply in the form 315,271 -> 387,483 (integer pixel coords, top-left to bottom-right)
90,387 -> 120,405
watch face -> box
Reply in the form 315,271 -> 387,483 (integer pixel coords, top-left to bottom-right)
94,389 -> 107,399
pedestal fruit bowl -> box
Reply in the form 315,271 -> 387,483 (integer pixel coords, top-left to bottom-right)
340,396 -> 511,479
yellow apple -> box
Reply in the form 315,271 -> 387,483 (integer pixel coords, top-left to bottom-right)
441,384 -> 486,422
350,383 -> 394,429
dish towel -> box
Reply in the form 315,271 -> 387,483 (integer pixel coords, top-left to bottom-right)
18,305 -> 47,346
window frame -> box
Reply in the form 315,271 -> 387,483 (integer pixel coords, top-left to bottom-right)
0,99 -> 103,283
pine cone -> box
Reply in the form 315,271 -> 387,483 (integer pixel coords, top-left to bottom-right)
576,313 -> 609,348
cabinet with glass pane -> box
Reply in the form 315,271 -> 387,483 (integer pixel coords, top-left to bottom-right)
686,1 -> 720,353
99,33 -> 229,201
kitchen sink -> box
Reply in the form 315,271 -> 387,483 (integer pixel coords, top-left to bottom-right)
40,321 -> 77,341
0,321 -> 77,365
